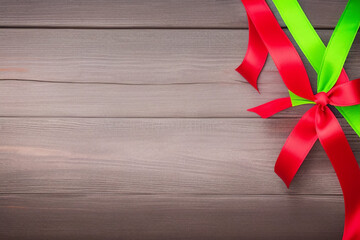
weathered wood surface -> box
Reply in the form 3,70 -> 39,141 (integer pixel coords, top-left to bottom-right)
0,1 -> 358,239
2,118 -> 358,195
0,0 -> 348,28
1,29 -> 359,85
0,194 -> 344,240
0,29 -> 358,117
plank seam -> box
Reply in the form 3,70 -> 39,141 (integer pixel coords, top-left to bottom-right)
0,78 -> 247,86
0,193 -> 344,196
0,26 -> 335,30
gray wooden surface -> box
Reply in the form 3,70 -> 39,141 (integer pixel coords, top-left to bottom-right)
0,0 -> 357,239
0,0 -> 348,28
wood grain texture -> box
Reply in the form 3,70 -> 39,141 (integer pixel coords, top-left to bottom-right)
0,194 -> 344,240
1,118 -> 359,195
0,80 -> 305,117
0,29 -> 358,117
0,1 -> 358,239
2,29 -> 359,84
0,29 -> 264,84
0,0 -> 348,28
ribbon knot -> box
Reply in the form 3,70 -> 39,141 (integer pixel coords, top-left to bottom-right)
238,0 -> 360,239
314,92 -> 330,110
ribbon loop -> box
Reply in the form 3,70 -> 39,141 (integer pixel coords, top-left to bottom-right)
328,78 -> 360,107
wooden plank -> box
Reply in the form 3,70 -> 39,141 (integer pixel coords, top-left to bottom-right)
0,0 -> 348,28
0,29 -> 266,85
0,80 -> 306,117
0,29 -> 358,117
1,118 -> 358,195
0,194 -> 344,240
1,29 -> 359,85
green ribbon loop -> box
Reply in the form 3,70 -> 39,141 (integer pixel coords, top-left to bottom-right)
272,0 -> 360,137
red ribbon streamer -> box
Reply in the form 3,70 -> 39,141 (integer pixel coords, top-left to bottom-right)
236,14 -> 268,92
239,0 -> 360,239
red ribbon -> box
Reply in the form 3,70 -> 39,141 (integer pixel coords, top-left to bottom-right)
239,0 -> 360,239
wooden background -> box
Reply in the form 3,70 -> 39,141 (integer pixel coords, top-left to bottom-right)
0,0 -> 359,239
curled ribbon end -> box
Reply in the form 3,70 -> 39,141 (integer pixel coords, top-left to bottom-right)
277,173 -> 292,189
246,98 -> 293,119
247,108 -> 267,118
275,165 -> 293,189
236,65 -> 260,93
253,84 -> 260,94
253,85 -> 260,94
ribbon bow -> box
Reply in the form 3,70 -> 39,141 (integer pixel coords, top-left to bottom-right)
273,81 -> 360,186
238,0 -> 360,239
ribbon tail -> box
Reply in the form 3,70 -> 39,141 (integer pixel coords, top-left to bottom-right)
248,97 -> 292,118
274,106 -> 318,188
315,106 -> 360,240
236,14 -> 268,92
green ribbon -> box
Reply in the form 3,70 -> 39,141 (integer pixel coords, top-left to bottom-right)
272,0 -> 360,136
